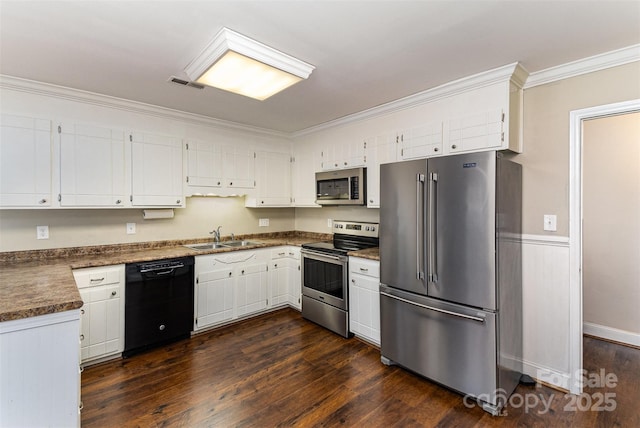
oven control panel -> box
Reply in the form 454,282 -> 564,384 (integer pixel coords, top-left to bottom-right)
333,220 -> 379,238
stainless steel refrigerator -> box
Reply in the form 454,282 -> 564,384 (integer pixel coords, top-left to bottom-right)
379,151 -> 522,415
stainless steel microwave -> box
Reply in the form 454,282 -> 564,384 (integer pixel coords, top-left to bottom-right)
315,167 -> 366,205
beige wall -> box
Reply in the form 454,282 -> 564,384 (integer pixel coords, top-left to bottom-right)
583,112 -> 640,334
294,206 -> 379,233
0,197 -> 295,252
513,62 -> 640,236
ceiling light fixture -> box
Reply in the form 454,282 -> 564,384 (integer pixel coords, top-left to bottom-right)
184,27 -> 315,101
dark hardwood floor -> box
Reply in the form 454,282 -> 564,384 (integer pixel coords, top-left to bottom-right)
81,309 -> 640,427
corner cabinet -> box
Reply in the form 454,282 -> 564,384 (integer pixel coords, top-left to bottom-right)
349,257 -> 381,346
73,264 -> 125,363
269,247 -> 301,310
0,310 -> 81,427
0,113 -> 53,207
130,131 -> 184,207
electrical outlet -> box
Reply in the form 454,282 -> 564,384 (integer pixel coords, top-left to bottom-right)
543,215 -> 557,232
126,222 -> 136,234
259,218 -> 269,227
36,225 -> 49,240
327,218 -> 332,228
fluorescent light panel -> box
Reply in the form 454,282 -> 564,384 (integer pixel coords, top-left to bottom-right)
185,28 -> 314,100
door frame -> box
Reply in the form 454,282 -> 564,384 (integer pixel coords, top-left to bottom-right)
568,98 -> 640,395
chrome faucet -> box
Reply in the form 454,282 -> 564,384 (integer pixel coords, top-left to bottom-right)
210,225 -> 222,243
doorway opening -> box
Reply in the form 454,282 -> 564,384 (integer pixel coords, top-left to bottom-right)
568,99 -> 640,395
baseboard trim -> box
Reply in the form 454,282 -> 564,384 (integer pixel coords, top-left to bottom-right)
521,359 -> 570,393
583,322 -> 640,348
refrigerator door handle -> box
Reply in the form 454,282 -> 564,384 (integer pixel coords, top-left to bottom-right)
428,172 -> 439,283
380,291 -> 485,323
416,173 -> 425,280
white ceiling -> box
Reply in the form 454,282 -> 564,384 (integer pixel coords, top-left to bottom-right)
1,1 -> 639,134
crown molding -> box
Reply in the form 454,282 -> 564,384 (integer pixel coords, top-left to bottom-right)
293,62 -> 526,138
0,75 -> 289,139
524,44 -> 640,89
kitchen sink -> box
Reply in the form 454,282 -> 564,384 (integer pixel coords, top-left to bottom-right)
221,240 -> 261,247
183,242 -> 227,251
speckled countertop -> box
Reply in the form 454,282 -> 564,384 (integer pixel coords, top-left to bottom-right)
0,231 -> 378,323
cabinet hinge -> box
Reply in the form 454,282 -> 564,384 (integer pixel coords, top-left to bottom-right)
186,176 -> 189,183
129,134 -> 133,142
58,194 -> 61,202
321,151 -> 324,157
130,195 -> 133,202
363,141 -> 366,149
196,277 -> 199,284
57,125 -> 61,134
501,132 -> 505,142
195,318 -> 198,326
501,112 -> 506,122
254,180 -> 256,186
364,155 -> 367,163
254,152 -> 256,158
185,143 -> 189,150
401,148 -> 404,156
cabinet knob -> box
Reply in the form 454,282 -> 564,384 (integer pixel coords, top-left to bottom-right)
80,334 -> 84,341
39,199 -> 47,204
228,272 -> 232,277
111,291 -> 117,296
217,181 -> 221,186
261,201 -> 264,204
176,199 -> 181,204
229,182 -> 233,186
351,279 -> 355,283
116,199 -> 121,204
434,147 -> 439,152
241,269 -> 245,275
451,145 -> 457,149
369,199 -> 373,203
81,309 -> 85,314
334,163 -> 338,167
344,162 -> 347,166
159,324 -> 165,331
274,263 -> 278,268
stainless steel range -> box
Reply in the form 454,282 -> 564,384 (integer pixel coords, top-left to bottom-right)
301,220 -> 379,337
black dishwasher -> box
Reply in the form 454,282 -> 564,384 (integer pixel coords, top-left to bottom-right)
124,256 -> 194,357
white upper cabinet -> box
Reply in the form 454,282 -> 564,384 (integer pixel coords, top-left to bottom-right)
59,123 -> 127,207
291,143 -> 321,207
130,131 -> 184,207
185,139 -> 224,189
245,151 -> 291,207
185,139 -> 256,196
397,121 -> 444,160
320,139 -> 366,171
224,146 -> 255,190
364,133 -> 396,208
0,114 -> 53,207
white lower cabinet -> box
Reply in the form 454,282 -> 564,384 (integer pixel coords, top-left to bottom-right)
194,247 -> 301,332
73,264 -> 125,363
269,247 -> 301,310
349,257 -> 381,346
194,249 -> 269,331
0,310 -> 81,427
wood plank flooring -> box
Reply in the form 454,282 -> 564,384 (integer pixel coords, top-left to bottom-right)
81,309 -> 640,427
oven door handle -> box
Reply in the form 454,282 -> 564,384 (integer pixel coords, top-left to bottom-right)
301,249 -> 347,263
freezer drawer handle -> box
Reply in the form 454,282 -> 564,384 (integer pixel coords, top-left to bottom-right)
381,292 -> 485,323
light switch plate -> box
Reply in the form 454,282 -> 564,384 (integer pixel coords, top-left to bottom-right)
126,222 -> 136,234
543,215 -> 557,232
36,225 -> 49,240
259,218 -> 269,227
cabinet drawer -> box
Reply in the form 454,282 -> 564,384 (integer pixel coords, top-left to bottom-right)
73,265 -> 123,289
349,258 -> 379,278
271,247 -> 300,260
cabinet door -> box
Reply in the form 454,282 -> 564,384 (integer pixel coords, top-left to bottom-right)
447,109 -> 503,154
349,273 -> 381,345
250,151 -> 291,207
268,260 -> 290,307
236,262 -> 268,317
398,121 -> 443,160
195,267 -> 234,330
224,146 -> 255,189
185,139 -> 224,189
130,131 -> 184,207
0,114 -> 53,207
78,284 -> 122,361
59,123 -> 126,207
291,144 -> 321,207
289,257 -> 302,310
364,133 -> 395,208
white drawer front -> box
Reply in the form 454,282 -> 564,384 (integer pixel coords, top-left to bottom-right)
73,265 -> 123,289
349,258 -> 379,278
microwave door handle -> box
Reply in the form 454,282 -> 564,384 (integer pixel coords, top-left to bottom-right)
417,173 -> 425,280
